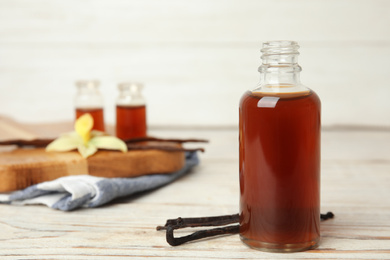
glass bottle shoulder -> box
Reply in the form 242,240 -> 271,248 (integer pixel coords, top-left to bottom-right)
240,88 -> 320,109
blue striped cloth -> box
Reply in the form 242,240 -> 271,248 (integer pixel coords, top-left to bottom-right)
0,152 -> 198,211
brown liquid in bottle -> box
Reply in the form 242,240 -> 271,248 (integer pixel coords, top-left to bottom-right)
239,90 -> 321,252
76,108 -> 105,132
116,105 -> 147,140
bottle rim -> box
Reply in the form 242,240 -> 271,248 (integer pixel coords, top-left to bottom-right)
75,80 -> 100,88
261,41 -> 300,56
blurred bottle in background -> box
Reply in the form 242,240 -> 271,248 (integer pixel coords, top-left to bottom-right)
116,82 -> 147,140
74,80 -> 105,131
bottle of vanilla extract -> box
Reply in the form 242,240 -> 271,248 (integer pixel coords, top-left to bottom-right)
239,41 -> 321,252
74,80 -> 105,131
115,82 -> 147,140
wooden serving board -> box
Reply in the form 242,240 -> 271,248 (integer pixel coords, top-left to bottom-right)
0,116 -> 189,192
0,142 -> 185,192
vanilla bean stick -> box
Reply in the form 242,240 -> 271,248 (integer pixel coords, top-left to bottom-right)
157,214 -> 240,230
0,139 -> 53,147
157,212 -> 334,246
127,145 -> 205,153
157,214 -> 240,246
320,211 -> 334,221
0,136 -> 208,149
164,224 -> 240,246
124,137 -> 209,144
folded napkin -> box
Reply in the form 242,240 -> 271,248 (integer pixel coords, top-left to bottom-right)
0,151 -> 198,211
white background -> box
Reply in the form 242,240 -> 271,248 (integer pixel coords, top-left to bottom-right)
0,0 -> 389,128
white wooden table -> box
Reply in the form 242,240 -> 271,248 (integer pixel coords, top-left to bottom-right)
0,119 -> 389,259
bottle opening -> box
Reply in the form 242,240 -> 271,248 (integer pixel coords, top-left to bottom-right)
261,41 -> 300,57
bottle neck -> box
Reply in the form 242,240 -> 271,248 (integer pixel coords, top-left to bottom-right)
117,82 -> 145,106
259,63 -> 302,86
255,41 -> 307,94
74,80 -> 103,108
76,80 -> 101,95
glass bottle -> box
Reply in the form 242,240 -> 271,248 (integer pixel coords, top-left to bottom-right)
116,82 -> 147,140
74,80 -> 105,131
239,41 -> 321,252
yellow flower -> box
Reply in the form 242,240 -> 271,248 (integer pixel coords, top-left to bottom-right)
46,113 -> 127,158
75,113 -> 93,145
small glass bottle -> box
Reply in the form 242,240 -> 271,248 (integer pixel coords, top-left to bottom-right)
116,82 -> 147,140
74,80 -> 105,131
239,41 -> 321,252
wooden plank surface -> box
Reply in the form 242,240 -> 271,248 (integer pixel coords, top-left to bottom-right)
0,123 -> 389,259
